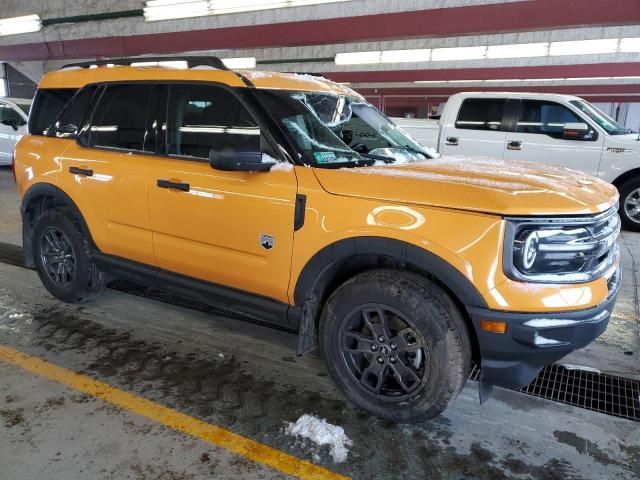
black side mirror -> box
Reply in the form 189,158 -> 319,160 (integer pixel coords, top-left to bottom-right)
1,119 -> 19,131
209,146 -> 272,172
45,122 -> 78,139
563,122 -> 595,141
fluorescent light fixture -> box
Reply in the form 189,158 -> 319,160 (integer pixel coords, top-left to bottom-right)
0,14 -> 42,36
431,46 -> 487,61
620,37 -> 640,53
549,38 -> 618,56
211,0 -> 350,14
335,51 -> 382,65
221,57 -> 256,69
483,78 -> 525,82
145,0 -> 350,20
413,76 -> 640,85
487,42 -> 548,59
380,49 -> 431,63
144,0 -> 210,21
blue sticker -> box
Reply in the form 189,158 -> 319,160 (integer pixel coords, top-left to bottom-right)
314,151 -> 339,164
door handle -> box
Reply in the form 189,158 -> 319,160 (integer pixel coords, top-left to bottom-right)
507,140 -> 522,151
157,179 -> 190,192
69,166 -> 93,177
445,136 -> 459,146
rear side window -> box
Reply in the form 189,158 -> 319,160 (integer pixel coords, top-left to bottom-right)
53,85 -> 98,135
455,99 -> 505,131
29,88 -> 77,135
166,84 -> 259,160
517,100 -> 583,137
87,84 -> 153,151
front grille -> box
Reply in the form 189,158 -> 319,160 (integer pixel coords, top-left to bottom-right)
470,364 -> 640,422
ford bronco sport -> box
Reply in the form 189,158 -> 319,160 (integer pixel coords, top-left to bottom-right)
14,57 -> 621,422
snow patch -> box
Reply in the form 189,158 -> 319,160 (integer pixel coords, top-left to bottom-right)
270,162 -> 294,172
262,153 -> 294,172
284,414 -> 353,463
533,333 -> 563,346
560,364 -> 601,374
523,318 -> 579,328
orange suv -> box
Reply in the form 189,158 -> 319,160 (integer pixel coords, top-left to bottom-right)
14,57 -> 621,422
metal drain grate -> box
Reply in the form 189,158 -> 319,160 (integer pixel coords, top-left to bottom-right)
470,364 -> 640,422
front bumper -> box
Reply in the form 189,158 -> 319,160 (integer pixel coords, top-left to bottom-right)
468,266 -> 621,389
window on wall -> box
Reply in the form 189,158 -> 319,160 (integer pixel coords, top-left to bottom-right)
455,99 -> 506,131
88,84 -> 153,151
166,84 -> 260,160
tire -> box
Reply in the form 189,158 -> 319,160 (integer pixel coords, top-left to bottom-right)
320,269 -> 472,423
32,208 -> 106,303
618,177 -> 640,232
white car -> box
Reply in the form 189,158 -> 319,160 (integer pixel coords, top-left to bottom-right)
0,97 -> 31,166
395,92 -> 640,230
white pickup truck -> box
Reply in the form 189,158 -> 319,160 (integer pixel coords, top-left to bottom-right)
392,92 -> 640,231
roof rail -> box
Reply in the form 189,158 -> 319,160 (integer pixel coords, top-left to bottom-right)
60,56 -> 229,71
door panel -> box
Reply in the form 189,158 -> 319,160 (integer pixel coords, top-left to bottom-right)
502,100 -> 603,175
147,83 -> 298,303
148,161 -> 297,302
440,98 -> 507,157
57,83 -> 156,265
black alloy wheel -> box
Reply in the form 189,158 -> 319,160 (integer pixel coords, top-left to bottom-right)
340,305 -> 429,401
40,227 -> 77,288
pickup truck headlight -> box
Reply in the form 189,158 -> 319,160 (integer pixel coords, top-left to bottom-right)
504,206 -> 620,283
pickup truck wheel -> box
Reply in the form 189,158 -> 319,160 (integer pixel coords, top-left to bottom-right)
619,178 -> 640,231
320,269 -> 471,423
32,208 -> 106,303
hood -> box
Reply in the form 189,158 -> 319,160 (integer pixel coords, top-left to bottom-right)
606,133 -> 640,146
313,157 -> 618,216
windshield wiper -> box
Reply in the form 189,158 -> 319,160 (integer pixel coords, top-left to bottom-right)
400,144 -> 430,157
359,153 -> 396,164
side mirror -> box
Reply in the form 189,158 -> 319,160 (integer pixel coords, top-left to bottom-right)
45,122 -> 78,139
563,122 -> 594,141
209,146 -> 272,172
1,118 -> 19,131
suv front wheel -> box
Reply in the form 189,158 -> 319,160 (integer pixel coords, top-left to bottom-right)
320,269 -> 472,423
32,208 -> 106,303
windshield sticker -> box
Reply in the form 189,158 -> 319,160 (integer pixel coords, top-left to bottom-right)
314,151 -> 341,164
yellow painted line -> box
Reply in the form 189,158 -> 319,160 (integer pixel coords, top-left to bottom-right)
0,344 -> 349,480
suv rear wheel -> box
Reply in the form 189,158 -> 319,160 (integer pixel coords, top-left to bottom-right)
320,269 -> 471,423
32,208 -> 106,303
619,177 -> 640,232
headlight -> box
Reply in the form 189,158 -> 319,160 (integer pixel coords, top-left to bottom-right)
504,206 -> 621,283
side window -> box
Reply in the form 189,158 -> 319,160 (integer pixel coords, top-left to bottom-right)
29,89 -> 77,135
517,100 -> 583,138
88,84 -> 153,151
166,84 -> 260,160
0,103 -> 26,126
455,99 -> 506,131
53,85 -> 98,135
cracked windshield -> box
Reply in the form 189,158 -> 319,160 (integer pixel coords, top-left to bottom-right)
255,90 -> 434,167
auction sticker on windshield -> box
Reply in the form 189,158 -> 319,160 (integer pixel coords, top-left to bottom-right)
314,151 -> 341,164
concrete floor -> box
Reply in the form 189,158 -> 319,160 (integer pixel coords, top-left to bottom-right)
0,167 -> 638,479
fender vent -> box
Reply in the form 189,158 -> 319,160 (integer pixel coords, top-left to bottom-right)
470,364 -> 640,422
